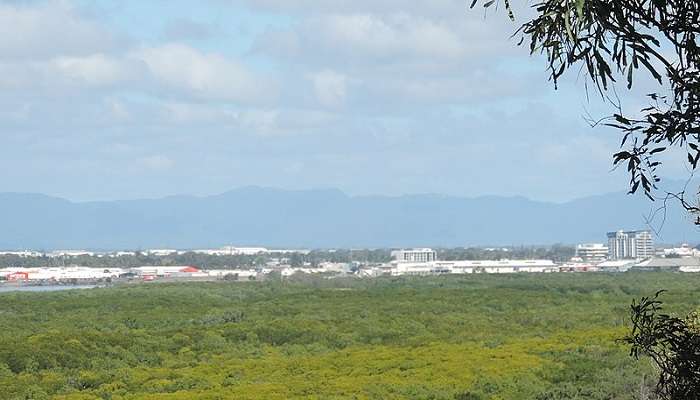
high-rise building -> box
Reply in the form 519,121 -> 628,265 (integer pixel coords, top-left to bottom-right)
575,243 -> 609,263
391,248 -> 437,263
607,230 -> 654,260
634,231 -> 654,258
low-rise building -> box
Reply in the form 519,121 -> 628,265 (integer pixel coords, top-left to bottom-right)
0,267 -> 127,281
575,243 -> 608,263
661,244 -> 700,258
596,259 -> 638,272
379,259 -> 558,276
47,250 -> 96,258
391,248 -> 437,263
449,260 -> 557,274
131,266 -> 203,277
632,257 -> 700,271
390,263 -> 451,276
0,250 -> 43,257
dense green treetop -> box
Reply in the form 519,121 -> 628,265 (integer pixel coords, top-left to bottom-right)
2,273 -> 699,399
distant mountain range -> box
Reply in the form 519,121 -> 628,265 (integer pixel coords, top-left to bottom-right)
0,186 -> 697,250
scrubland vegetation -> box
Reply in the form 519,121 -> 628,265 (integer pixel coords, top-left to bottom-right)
1,273 -> 699,399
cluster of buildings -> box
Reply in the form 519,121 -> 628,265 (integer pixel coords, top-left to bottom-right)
365,241 -> 699,277
0,246 -> 311,259
361,254 -> 559,277
576,230 -> 699,261
0,265 -> 236,283
1,230 -> 698,284
575,230 -> 655,262
579,228 -> 700,272
0,267 -> 128,282
368,228 -> 699,277
143,247 -> 311,257
0,262 -> 354,284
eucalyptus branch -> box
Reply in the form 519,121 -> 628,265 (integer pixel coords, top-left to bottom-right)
470,0 -> 700,223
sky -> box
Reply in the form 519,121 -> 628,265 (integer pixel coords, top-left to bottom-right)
0,0 -> 691,202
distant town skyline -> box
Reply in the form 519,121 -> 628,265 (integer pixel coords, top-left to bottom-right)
0,0 -> 693,203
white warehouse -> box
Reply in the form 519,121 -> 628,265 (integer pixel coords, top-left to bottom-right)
388,259 -> 557,276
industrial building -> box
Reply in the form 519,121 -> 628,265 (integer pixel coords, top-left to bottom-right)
383,259 -> 558,276
131,266 -> 204,278
0,267 -> 127,282
632,257 -> 700,272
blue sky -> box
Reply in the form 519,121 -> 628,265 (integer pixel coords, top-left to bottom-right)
0,0 -> 689,202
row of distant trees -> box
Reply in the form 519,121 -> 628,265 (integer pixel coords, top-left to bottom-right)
437,245 -> 575,263
0,246 -> 576,269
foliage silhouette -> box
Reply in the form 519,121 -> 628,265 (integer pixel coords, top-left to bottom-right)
625,291 -> 700,400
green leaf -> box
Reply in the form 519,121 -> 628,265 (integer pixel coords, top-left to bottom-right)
629,181 -> 640,194
564,14 -> 575,42
575,0 -> 585,19
627,64 -> 634,89
636,56 -> 662,84
504,0 -> 514,20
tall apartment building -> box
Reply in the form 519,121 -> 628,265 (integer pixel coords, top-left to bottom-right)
607,230 -> 654,260
575,243 -> 609,263
391,248 -> 437,263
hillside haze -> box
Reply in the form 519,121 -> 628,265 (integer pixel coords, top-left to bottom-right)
0,187 -> 697,250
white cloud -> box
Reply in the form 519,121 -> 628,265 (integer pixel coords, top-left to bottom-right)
136,44 -> 276,104
163,18 -> 216,42
0,42 -> 276,108
236,109 -> 280,135
156,101 -> 238,125
0,0 -> 646,202
138,155 -> 175,172
241,0 -> 466,17
0,1 -> 117,61
0,54 -> 141,92
257,12 -> 468,65
105,98 -> 131,122
310,70 -> 348,108
324,13 -> 464,59
252,7 -> 539,108
51,54 -> 141,87
234,108 -> 340,136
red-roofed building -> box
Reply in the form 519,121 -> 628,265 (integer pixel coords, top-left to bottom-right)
7,272 -> 29,281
